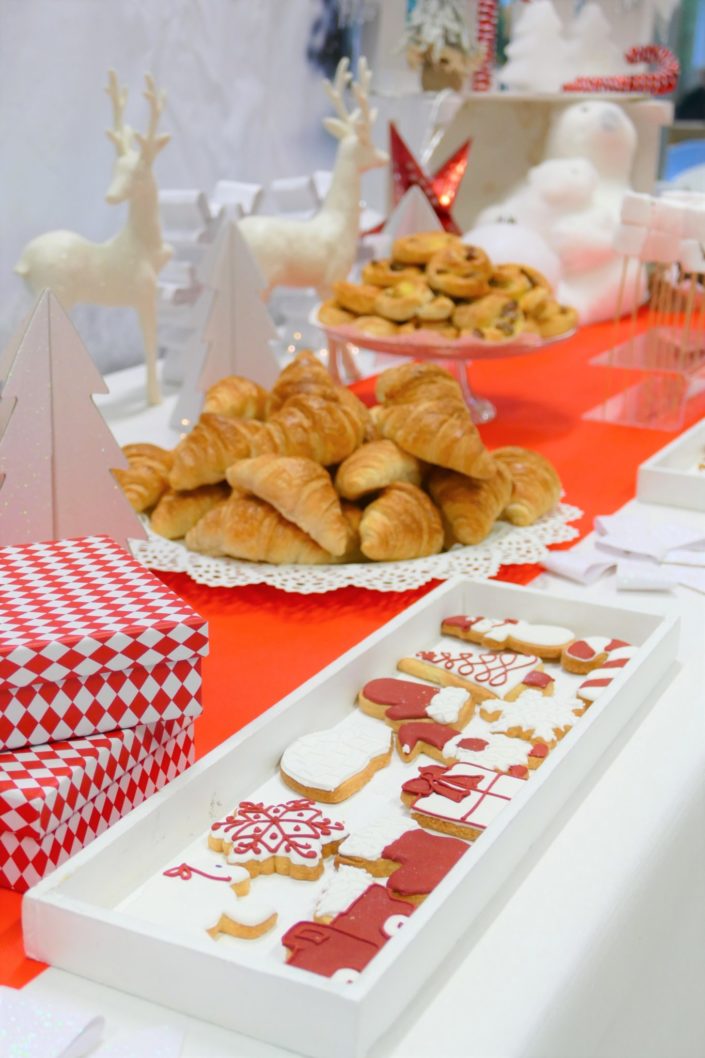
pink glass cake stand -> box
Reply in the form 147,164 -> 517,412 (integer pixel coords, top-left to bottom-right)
318,319 -> 573,424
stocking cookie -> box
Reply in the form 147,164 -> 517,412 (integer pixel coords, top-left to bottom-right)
280,713 -> 392,803
398,640 -> 552,701
283,885 -> 413,981
314,865 -> 377,923
209,798 -> 347,881
402,761 -> 526,842
442,615 -> 574,660
357,677 -> 474,729
482,688 -> 582,745
562,636 -> 633,674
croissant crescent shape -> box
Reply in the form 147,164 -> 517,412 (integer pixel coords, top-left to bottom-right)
169,414 -> 260,490
493,446 -> 562,526
113,443 -> 173,512
335,440 -> 424,500
428,464 -> 512,545
203,376 -> 269,420
150,482 -> 230,539
375,362 -> 463,406
227,454 -> 350,556
185,493 -> 335,564
359,482 -> 444,560
254,392 -> 366,466
376,400 -> 496,480
267,350 -> 336,414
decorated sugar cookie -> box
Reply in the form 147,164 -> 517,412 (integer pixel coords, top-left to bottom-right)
357,677 -> 474,729
575,645 -> 638,706
561,636 -> 632,674
442,615 -> 575,659
445,714 -> 549,777
209,798 -> 347,881
398,640 -> 553,701
395,720 -> 460,763
402,761 -> 525,842
283,885 -> 414,980
207,895 -> 278,941
314,865 -> 377,923
335,815 -> 418,875
280,713 -> 392,803
482,688 -> 581,745
163,859 -> 251,897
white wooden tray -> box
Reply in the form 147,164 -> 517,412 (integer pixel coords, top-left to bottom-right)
23,577 -> 678,1058
637,418 -> 705,510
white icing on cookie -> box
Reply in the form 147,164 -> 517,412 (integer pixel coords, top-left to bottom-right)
338,816 -> 417,861
577,647 -> 638,701
212,894 -> 277,931
446,714 -> 535,773
426,686 -> 469,724
315,866 -> 376,920
410,761 -> 524,831
487,689 -> 581,742
415,640 -> 540,698
280,714 -> 391,792
214,801 -> 347,867
482,619 -> 574,649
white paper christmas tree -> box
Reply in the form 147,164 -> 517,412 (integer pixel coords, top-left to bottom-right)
566,3 -> 628,78
500,1 -> 571,94
170,219 -> 279,432
384,185 -> 444,240
0,291 -> 146,550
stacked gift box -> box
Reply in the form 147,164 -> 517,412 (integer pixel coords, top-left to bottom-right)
0,534 -> 208,891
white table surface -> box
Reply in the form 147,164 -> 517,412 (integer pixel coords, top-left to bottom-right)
24,368 -> 705,1058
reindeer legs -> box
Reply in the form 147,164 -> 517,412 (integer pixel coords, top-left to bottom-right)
137,294 -> 161,406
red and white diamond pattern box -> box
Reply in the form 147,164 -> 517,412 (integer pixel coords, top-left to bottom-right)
0,721 -> 195,891
0,535 -> 208,750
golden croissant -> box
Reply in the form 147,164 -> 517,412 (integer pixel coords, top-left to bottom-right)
227,454 -> 351,557
185,493 -> 336,564
113,443 -> 173,512
150,483 -> 230,539
267,350 -> 337,414
169,414 -> 263,490
376,399 -> 496,480
375,362 -> 463,407
203,376 -> 269,420
493,446 -> 562,526
335,440 -> 424,500
428,463 -> 512,545
248,392 -> 366,466
359,482 -> 444,561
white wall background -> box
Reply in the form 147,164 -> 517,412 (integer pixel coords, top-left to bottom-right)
0,0 -> 341,372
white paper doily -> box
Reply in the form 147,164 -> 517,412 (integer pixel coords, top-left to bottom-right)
130,503 -> 582,594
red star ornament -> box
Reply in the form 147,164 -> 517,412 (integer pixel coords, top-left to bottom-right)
389,122 -> 471,234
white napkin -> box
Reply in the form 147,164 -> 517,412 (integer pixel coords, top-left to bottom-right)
616,560 -> 676,592
541,540 -> 616,585
0,985 -> 104,1058
594,510 -> 705,561
96,1025 -> 183,1057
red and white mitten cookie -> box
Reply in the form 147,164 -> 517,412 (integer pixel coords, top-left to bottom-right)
442,615 -> 574,660
336,817 -> 468,904
402,761 -> 526,842
482,688 -> 582,745
357,677 -> 474,729
209,798 -> 347,881
398,640 -> 553,701
279,713 -> 392,803
283,885 -> 414,982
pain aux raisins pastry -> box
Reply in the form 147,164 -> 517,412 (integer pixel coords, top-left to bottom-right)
316,231 -> 578,343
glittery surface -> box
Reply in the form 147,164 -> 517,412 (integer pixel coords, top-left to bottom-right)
0,984 -> 104,1057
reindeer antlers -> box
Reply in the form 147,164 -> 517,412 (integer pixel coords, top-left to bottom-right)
105,69 -> 132,156
136,73 -> 171,162
322,57 -> 377,144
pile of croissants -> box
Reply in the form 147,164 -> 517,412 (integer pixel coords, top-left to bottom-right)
114,354 -> 562,564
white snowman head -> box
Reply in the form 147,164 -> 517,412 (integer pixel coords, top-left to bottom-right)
544,102 -> 637,183
528,158 -> 599,210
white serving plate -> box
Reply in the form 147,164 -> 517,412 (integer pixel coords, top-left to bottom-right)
637,417 -> 705,510
23,577 -> 678,1058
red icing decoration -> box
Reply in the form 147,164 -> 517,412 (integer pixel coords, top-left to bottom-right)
522,670 -> 553,689
362,677 -> 437,721
567,640 -> 599,661
416,648 -> 536,688
389,123 -> 470,233
398,721 -> 458,753
508,764 -> 529,779
457,737 -> 488,752
163,862 -> 232,883
382,828 -> 468,896
601,657 -> 630,670
283,885 -> 413,978
212,799 -> 345,862
402,764 -> 482,803
606,639 -> 630,652
529,742 -> 549,760
563,45 -> 679,96
442,615 -> 483,631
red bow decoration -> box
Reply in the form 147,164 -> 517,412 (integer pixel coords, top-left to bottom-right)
402,765 -> 482,803
389,123 -> 471,234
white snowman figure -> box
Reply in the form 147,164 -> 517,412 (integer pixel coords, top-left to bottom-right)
475,101 -> 646,323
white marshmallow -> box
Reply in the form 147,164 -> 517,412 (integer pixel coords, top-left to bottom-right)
620,191 -> 654,225
613,223 -> 647,256
640,229 -> 680,263
679,238 -> 705,273
651,199 -> 685,237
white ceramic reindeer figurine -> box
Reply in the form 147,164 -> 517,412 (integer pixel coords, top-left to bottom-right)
239,57 -> 388,299
15,71 -> 172,405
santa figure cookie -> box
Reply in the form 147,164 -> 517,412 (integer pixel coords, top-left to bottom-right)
442,614 -> 575,660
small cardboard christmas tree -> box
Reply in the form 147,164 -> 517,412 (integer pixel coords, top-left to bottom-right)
500,1 -> 571,94
565,3 -> 628,79
170,219 -> 279,432
0,291 -> 146,550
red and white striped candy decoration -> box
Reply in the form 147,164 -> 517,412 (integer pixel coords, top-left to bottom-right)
563,44 -> 679,96
472,0 -> 498,92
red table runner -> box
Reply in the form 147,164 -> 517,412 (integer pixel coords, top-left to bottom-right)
3,315 -> 702,987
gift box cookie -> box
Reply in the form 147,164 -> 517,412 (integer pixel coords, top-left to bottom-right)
0,535 -> 208,750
